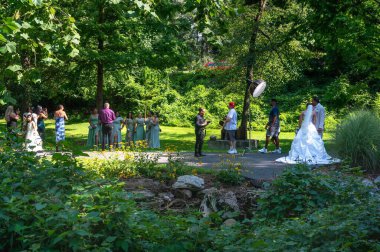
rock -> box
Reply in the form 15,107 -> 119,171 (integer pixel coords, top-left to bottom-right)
172,175 -> 204,191
199,189 -> 239,217
218,191 -> 240,212
158,192 -> 174,202
178,189 -> 192,199
199,187 -> 218,196
374,176 -> 380,185
130,190 -> 155,201
223,219 -> 237,227
362,179 -> 375,187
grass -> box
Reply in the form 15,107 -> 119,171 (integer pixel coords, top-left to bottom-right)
1,119 -> 334,154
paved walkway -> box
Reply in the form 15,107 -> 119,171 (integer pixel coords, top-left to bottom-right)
41,150 -> 290,180
81,151 -> 289,180
167,152 -> 289,180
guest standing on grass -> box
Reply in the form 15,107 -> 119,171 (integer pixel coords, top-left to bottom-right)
150,113 -> 160,148
134,112 -> 146,141
35,106 -> 48,141
87,108 -> 100,148
145,111 -> 153,146
54,105 -> 68,152
112,111 -> 124,148
312,96 -> 325,139
224,102 -> 238,154
5,106 -> 20,143
125,112 -> 134,146
259,99 -> 281,154
194,108 -> 210,157
99,102 -> 115,151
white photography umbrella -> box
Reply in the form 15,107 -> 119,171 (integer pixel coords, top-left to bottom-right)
252,79 -> 266,98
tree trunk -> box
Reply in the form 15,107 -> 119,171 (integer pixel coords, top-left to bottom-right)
96,3 -> 105,111
238,0 -> 267,140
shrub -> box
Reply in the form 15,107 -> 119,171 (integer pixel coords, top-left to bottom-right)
256,165 -> 372,221
335,110 -> 380,173
254,199 -> 380,251
374,92 -> 380,117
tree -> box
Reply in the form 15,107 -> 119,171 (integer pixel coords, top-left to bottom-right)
238,0 -> 268,140
62,0 -> 192,111
0,0 -> 79,109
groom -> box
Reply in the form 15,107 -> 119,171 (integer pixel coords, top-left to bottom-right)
312,96 -> 325,139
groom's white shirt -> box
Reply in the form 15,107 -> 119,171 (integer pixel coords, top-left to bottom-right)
314,103 -> 325,130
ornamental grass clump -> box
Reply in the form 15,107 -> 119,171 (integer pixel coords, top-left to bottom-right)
335,110 -> 380,173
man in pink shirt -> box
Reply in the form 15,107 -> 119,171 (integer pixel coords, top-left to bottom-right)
99,102 -> 116,150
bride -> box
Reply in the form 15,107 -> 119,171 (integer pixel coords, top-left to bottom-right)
25,114 -> 43,152
276,104 -> 336,165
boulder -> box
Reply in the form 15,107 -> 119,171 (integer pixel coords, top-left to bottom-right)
158,192 -> 174,202
178,189 -> 193,199
130,190 -> 155,201
223,219 -> 237,227
172,175 -> 204,191
199,189 -> 240,217
219,191 -> 240,212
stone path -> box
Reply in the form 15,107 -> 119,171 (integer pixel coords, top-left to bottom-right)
37,150 -> 290,180
80,151 -> 289,180
169,152 -> 289,180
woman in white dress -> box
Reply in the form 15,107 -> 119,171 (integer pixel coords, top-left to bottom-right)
276,104 -> 334,165
25,114 -> 43,152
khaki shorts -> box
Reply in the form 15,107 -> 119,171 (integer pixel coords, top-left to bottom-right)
266,126 -> 280,138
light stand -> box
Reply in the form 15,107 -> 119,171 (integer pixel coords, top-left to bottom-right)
246,79 -> 267,152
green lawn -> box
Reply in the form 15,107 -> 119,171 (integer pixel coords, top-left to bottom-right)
1,119 -> 335,154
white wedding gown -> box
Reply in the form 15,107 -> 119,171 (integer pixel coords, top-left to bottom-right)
25,122 -> 43,152
276,105 -> 339,165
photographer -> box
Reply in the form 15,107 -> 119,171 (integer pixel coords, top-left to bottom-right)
194,108 -> 210,157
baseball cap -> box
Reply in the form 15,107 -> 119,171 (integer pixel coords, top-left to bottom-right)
229,102 -> 235,108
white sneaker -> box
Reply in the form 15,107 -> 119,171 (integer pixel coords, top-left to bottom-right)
233,149 -> 238,154
258,148 -> 268,153
227,149 -> 234,154
271,148 -> 282,154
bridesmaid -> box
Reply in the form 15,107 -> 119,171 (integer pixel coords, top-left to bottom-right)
112,111 -> 124,148
145,111 -> 153,146
36,106 -> 48,141
54,105 -> 68,152
134,112 -> 145,142
86,108 -> 100,148
150,113 -> 160,148
125,112 -> 134,145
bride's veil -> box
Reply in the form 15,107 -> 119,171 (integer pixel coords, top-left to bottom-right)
301,104 -> 313,130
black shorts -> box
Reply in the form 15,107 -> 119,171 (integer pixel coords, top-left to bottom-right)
226,130 -> 237,141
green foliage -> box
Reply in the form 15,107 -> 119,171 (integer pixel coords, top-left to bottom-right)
255,199 -> 380,251
0,148 -> 379,251
216,160 -> 245,185
335,110 -> 380,173
374,92 -> 380,117
0,0 -> 79,107
256,165 -> 372,221
0,152 -> 136,251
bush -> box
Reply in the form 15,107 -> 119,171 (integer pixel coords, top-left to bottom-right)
254,199 -> 380,251
335,110 -> 380,173
256,165 -> 372,221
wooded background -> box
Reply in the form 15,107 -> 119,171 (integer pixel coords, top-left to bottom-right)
1,0 -> 379,132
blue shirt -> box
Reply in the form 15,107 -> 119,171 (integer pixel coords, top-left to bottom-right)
269,106 -> 280,127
